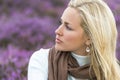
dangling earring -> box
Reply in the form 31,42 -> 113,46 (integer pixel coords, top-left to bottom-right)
86,46 -> 90,53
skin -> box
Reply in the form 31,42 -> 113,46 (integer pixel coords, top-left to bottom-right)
55,7 -> 90,56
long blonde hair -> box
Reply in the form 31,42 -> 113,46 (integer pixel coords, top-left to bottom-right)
68,0 -> 120,80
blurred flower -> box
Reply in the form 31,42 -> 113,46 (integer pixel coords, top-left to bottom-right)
0,0 -> 120,80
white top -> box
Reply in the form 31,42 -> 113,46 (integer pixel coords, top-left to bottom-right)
28,48 -> 90,80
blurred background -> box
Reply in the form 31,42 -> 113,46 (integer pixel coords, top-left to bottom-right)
0,0 -> 119,80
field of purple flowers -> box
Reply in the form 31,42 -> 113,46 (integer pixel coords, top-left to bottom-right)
0,0 -> 120,80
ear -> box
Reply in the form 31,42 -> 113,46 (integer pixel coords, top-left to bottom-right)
85,38 -> 91,45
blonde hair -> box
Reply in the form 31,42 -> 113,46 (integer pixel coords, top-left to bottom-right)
68,0 -> 120,80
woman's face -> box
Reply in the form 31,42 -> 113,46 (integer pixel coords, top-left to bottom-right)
55,7 -> 89,55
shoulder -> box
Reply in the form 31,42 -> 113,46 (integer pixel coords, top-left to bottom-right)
30,48 -> 50,60
28,48 -> 50,80
29,48 -> 50,67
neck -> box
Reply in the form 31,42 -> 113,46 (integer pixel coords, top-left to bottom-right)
73,46 -> 88,56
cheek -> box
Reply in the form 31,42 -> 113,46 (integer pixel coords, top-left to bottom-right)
63,35 -> 84,51
64,33 -> 82,44
64,31 -> 86,47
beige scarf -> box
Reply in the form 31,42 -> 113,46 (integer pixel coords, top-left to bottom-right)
48,46 -> 96,80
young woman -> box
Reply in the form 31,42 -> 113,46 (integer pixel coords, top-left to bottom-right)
28,0 -> 120,80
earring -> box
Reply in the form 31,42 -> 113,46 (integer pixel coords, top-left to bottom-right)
86,46 -> 90,53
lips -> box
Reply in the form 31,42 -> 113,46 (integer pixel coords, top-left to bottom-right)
55,38 -> 62,43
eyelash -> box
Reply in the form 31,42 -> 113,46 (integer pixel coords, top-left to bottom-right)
65,24 -> 73,30
58,20 -> 73,31
59,20 -> 62,25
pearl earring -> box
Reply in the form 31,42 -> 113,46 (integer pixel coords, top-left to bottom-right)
86,46 -> 90,53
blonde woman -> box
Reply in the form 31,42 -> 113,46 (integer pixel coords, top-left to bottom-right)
28,0 -> 120,80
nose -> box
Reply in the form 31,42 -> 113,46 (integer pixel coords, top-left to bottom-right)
55,25 -> 63,36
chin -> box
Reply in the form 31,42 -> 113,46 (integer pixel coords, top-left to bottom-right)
55,44 -> 65,51
55,44 -> 69,51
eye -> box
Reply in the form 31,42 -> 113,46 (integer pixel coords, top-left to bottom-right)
58,19 -> 73,30
58,20 -> 62,25
65,24 -> 73,30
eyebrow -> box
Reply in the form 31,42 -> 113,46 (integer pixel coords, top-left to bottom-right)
61,18 -> 70,25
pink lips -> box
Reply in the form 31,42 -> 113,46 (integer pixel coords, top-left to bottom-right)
56,38 -> 62,43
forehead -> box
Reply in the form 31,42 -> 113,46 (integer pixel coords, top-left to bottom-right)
61,7 -> 81,25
